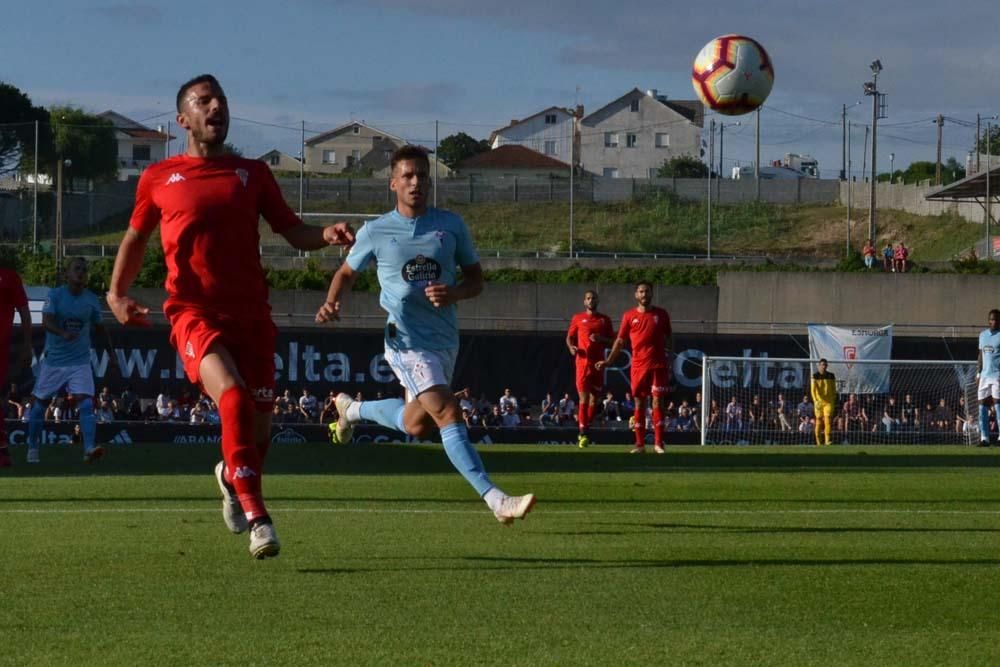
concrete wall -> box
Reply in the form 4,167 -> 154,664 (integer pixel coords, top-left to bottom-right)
717,271 -> 1000,335
839,180 -> 986,223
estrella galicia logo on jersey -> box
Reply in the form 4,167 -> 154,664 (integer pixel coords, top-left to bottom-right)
63,317 -> 83,334
401,255 -> 442,285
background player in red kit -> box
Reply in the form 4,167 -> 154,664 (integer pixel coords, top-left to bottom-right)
566,290 -> 614,448
0,259 -> 32,468
107,74 -> 354,558
597,281 -> 674,454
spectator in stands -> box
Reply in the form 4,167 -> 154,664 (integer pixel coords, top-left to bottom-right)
707,399 -> 720,429
862,239 -> 876,270
894,242 -> 909,273
956,396 -> 970,434
7,381 -> 24,421
724,396 -> 743,437
900,393 -> 918,431
275,389 -> 293,412
48,396 -> 63,424
483,405 -> 503,428
501,404 -> 521,428
882,242 -> 894,272
880,396 -> 900,433
621,392 -> 635,416
164,399 -> 183,422
156,388 -> 172,420
747,395 -> 764,434
539,393 -> 558,427
191,402 -> 206,424
299,387 -> 318,421
98,386 -> 115,410
797,394 -> 813,422
602,391 -> 621,424
933,398 -> 952,431
458,389 -> 474,415
119,384 -> 139,419
838,394 -> 868,433
319,391 -> 338,424
775,393 -> 792,432
462,407 -> 474,429
676,400 -> 694,431
96,401 -> 115,423
498,388 -> 518,413
557,392 -> 576,426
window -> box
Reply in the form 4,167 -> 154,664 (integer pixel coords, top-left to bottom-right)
630,99 -> 640,112
322,150 -> 337,165
602,168 -> 619,178
604,132 -> 619,148
132,144 -> 151,161
352,125 -> 360,134
544,113 -> 557,124
655,133 -> 670,148
269,154 -> 280,166
648,168 -> 659,179
372,135 -> 382,142
384,150 -> 392,161
352,149 -> 361,161
626,134 -> 637,148
544,140 -> 556,155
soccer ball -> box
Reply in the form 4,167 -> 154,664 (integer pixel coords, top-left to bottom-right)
691,34 -> 774,116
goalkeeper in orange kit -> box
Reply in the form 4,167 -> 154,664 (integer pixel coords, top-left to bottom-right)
810,358 -> 837,446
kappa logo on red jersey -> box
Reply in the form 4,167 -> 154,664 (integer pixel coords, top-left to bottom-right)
232,466 -> 257,479
235,168 -> 248,187
166,173 -> 186,185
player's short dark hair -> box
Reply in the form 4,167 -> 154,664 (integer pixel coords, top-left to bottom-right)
176,74 -> 222,112
635,280 -> 653,291
819,358 -> 828,364
584,289 -> 598,298
390,145 -> 430,173
67,256 -> 88,270
990,309 -> 1000,320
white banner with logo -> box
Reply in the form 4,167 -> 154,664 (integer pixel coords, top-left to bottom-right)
807,325 -> 893,394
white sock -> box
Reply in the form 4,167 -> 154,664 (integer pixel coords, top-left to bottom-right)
345,401 -> 362,422
483,486 -> 505,512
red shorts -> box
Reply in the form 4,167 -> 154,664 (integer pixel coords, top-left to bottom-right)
631,365 -> 670,399
575,359 -> 605,395
165,303 -> 277,412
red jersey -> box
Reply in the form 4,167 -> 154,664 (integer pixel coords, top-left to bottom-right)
128,154 -> 301,315
617,306 -> 671,369
0,268 -> 28,344
567,311 -> 614,362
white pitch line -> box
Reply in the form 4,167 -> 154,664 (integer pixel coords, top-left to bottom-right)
4,507 -> 1000,516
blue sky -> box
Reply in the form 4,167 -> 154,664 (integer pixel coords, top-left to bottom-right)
5,0 -> 998,177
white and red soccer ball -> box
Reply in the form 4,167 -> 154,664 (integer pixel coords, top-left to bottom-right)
692,35 -> 774,116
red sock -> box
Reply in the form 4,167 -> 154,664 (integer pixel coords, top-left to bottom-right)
578,403 -> 587,432
634,405 -> 646,446
653,407 -> 664,445
585,402 -> 595,427
220,386 -> 268,521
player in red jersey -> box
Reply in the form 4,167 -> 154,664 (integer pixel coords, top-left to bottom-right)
106,75 -> 354,559
566,290 -> 614,448
597,281 -> 673,454
0,260 -> 32,468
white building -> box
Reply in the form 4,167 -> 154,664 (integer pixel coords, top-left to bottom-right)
489,106 -> 581,164
97,111 -> 173,181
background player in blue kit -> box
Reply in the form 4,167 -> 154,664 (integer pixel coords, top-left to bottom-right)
316,145 -> 535,525
27,257 -> 116,463
977,309 -> 1000,446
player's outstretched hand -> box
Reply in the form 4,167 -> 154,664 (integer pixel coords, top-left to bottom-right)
107,292 -> 151,327
323,222 -> 355,247
315,300 -> 341,324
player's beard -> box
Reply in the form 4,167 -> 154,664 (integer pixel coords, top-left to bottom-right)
194,122 -> 228,146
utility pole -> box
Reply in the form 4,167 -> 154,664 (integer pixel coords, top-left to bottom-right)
846,120 -> 853,256
935,114 -> 944,185
299,120 -> 305,219
754,108 -> 761,201
864,60 -> 883,242
708,118 -> 715,259
32,119 -> 38,251
842,104 -> 848,180
977,113 -> 981,173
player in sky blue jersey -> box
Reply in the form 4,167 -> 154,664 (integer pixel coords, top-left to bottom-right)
977,309 -> 1000,446
316,145 -> 535,525
27,257 -> 116,463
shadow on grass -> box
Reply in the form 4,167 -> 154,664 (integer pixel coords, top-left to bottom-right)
298,555 -> 1000,575
4,442 -> 1000,478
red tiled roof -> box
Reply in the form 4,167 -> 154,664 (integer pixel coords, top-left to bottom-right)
457,145 -> 570,170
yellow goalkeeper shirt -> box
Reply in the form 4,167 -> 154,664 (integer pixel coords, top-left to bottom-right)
811,371 -> 837,405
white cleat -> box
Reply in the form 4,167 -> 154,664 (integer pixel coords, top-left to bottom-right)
215,461 -> 248,534
26,448 -> 40,464
493,493 -> 537,525
332,393 -> 356,444
249,521 -> 281,559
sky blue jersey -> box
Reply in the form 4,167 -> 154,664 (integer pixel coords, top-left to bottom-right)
42,286 -> 102,367
980,328 -> 1000,380
345,207 -> 479,350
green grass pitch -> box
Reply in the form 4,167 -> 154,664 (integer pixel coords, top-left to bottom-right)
4,442 -> 1000,666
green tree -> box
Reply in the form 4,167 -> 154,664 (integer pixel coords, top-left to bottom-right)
943,156 -> 965,184
437,132 -> 489,169
0,81 -> 51,177
657,155 -> 708,178
49,106 -> 118,182
900,161 -> 936,185
977,125 -> 1000,156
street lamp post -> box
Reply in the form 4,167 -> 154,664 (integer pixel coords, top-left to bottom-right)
717,120 -> 740,203
55,158 -> 71,273
841,101 -> 861,180
889,153 -> 895,183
